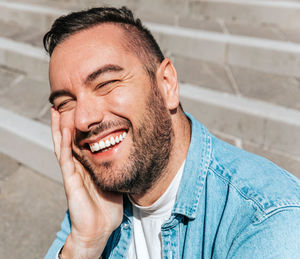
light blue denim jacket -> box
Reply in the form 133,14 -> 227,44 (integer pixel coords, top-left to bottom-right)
45,114 -> 300,258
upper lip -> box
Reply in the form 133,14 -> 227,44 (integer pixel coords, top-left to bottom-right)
79,127 -> 128,148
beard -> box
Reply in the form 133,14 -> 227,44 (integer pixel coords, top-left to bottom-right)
73,83 -> 173,195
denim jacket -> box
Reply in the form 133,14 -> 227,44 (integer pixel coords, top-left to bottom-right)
45,114 -> 300,259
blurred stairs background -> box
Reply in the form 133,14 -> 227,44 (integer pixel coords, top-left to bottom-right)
0,0 -> 300,257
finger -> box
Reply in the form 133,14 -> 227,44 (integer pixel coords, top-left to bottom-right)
73,157 -> 87,182
60,127 -> 76,183
51,107 -> 62,158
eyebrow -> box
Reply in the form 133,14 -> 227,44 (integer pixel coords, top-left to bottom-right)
84,64 -> 124,85
49,90 -> 75,105
49,64 -> 124,104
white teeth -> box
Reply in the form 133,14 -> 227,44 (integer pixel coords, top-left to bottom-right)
89,131 -> 128,152
99,140 -> 105,149
105,139 -> 111,147
93,143 -> 100,152
110,136 -> 115,145
90,145 -> 95,152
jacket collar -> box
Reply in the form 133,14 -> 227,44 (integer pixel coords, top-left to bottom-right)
172,113 -> 212,219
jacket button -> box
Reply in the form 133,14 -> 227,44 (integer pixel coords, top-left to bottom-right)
123,223 -> 129,229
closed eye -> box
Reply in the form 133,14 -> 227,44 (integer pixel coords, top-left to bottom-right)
96,79 -> 120,89
57,100 -> 69,110
56,99 -> 75,112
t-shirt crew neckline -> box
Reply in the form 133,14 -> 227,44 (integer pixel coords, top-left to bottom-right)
128,161 -> 186,218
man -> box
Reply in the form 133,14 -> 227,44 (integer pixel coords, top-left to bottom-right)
44,6 -> 300,259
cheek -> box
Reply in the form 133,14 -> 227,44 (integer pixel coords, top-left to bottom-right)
107,87 -> 147,115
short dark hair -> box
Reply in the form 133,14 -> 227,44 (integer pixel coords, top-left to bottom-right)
43,6 -> 165,78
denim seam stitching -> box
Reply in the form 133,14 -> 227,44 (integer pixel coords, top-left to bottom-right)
209,165 -> 265,214
253,206 -> 300,224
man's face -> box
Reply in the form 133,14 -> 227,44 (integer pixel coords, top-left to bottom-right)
49,24 -> 173,194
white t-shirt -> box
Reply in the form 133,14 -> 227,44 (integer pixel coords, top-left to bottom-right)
127,162 -> 185,259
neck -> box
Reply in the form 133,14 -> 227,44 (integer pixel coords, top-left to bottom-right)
130,112 -> 191,206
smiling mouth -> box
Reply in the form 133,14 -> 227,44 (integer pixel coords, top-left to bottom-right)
89,131 -> 127,153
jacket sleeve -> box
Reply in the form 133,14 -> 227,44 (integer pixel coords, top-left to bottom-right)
227,208 -> 300,259
44,210 -> 71,259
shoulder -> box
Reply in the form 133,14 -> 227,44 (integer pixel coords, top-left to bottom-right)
209,135 -> 300,220
228,208 -> 300,258
187,115 -> 300,257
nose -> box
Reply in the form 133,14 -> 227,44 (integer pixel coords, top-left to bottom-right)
74,94 -> 104,132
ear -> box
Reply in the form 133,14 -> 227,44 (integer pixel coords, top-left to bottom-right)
156,58 -> 180,111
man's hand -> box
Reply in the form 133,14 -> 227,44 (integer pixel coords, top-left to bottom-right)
51,108 -> 123,259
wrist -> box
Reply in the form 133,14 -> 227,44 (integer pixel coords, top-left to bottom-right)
61,233 -> 108,259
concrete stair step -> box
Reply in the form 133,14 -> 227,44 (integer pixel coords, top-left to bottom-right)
0,106 -> 61,182
180,84 -> 300,158
0,20 -> 45,48
150,23 -> 300,79
223,22 -> 286,42
0,153 -> 65,258
0,1 -> 65,31
0,65 -> 50,123
135,0 -> 300,44
2,0 -> 300,30
0,37 -> 48,82
173,57 -> 300,111
188,0 -> 300,29
7,0 -> 300,27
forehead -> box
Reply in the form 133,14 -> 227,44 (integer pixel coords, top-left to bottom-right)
49,24 -> 139,88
